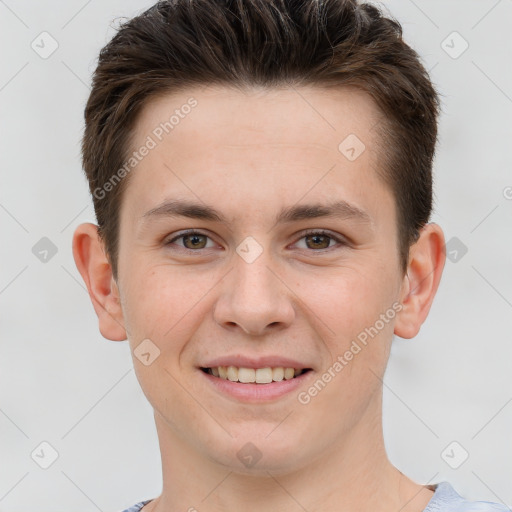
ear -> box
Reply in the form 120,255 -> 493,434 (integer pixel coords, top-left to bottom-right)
394,222 -> 446,339
72,222 -> 127,341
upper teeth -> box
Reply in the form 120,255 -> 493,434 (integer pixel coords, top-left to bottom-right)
208,366 -> 303,383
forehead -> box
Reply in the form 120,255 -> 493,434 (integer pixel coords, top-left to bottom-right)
122,84 -> 392,229
134,84 -> 382,152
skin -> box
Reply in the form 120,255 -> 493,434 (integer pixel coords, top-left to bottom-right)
73,85 -> 445,512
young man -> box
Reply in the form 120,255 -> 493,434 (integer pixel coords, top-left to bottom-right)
72,1 -> 507,511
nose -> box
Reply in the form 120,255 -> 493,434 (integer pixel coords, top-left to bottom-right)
213,247 -> 296,336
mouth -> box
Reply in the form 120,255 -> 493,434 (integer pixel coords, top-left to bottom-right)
200,366 -> 313,384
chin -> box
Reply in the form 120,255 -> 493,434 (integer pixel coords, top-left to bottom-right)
207,428 -> 308,476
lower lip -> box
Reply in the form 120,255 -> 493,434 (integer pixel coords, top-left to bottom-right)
199,369 -> 313,402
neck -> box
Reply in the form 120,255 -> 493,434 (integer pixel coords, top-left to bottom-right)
146,391 -> 434,512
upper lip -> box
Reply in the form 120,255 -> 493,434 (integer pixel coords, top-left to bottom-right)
200,355 -> 312,370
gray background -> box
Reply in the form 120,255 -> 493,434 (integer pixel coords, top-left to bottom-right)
1,1 -> 511,510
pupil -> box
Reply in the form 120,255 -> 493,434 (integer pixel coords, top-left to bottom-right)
308,234 -> 329,249
186,234 -> 205,248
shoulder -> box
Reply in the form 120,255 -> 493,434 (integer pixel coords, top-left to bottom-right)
119,499 -> 153,512
425,482 -> 509,512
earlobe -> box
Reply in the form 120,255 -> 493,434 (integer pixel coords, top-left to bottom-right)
394,223 -> 446,339
72,222 -> 127,341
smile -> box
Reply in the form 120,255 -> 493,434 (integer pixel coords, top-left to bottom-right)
199,365 -> 314,402
201,366 -> 312,384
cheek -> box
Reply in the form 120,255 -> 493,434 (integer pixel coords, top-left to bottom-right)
121,268 -> 208,412
121,265 -> 217,349
303,263 -> 398,390
302,264 -> 397,338
302,313 -> 394,432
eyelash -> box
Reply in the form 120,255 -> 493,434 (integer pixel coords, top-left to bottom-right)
164,229 -> 347,253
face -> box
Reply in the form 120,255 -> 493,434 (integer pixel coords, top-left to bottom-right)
115,85 -> 407,474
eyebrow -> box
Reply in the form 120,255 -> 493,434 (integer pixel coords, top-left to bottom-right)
140,198 -> 373,228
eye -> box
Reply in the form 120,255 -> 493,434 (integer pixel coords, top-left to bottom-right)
164,229 -> 347,253
165,230 -> 216,251
293,230 -> 346,251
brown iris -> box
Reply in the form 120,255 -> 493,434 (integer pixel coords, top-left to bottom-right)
182,234 -> 208,249
305,234 -> 331,250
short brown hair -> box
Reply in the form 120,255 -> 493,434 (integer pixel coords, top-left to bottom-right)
82,0 -> 440,280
